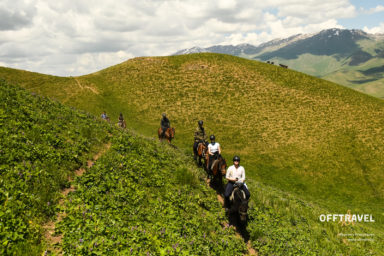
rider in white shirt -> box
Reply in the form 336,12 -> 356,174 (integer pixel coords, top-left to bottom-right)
224,156 -> 250,210
207,135 -> 221,172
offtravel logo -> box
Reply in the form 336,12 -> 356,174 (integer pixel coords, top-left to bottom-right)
319,210 -> 375,226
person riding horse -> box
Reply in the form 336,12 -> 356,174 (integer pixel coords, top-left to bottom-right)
160,113 -> 170,138
207,135 -> 221,172
224,156 -> 250,211
118,113 -> 126,128
193,120 -> 207,160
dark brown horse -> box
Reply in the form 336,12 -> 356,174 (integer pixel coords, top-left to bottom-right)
117,120 -> 126,128
205,154 -> 226,186
229,182 -> 249,225
158,127 -> 175,144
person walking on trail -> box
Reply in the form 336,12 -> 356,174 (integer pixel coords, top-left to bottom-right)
224,156 -> 250,210
101,111 -> 108,120
207,135 -> 221,171
160,113 -> 170,138
193,120 -> 207,159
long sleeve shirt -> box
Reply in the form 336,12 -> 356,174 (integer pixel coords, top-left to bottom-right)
194,127 -> 206,141
226,165 -> 245,183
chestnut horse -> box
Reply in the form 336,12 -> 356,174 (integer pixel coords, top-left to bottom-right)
194,141 -> 207,166
205,154 -> 226,186
158,127 -> 175,144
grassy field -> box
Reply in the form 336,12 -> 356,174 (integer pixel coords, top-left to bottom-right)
1,53 -> 384,253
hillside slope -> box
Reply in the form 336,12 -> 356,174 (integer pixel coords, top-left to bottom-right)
1,53 -> 384,220
1,66 -> 384,255
0,80 -> 110,254
0,80 -> 246,255
175,29 -> 384,98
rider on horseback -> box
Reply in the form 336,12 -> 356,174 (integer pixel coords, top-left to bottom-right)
118,113 -> 124,125
207,135 -> 221,172
160,113 -> 170,138
193,120 -> 207,159
224,156 -> 250,211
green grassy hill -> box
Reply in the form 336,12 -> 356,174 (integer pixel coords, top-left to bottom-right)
1,53 -> 384,254
0,80 -> 245,255
253,37 -> 384,99
0,80 -> 110,254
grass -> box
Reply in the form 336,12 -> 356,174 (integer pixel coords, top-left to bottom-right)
1,53 -> 384,254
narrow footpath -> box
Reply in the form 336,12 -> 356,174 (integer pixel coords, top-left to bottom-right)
207,178 -> 258,256
43,143 -> 111,255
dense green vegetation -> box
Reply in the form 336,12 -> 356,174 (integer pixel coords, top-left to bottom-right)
1,54 -> 384,255
0,80 -> 110,254
0,80 -> 245,255
247,179 -> 384,255
57,132 -> 245,255
3,53 -> 382,222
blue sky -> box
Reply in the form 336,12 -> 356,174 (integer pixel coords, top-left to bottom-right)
340,0 -> 384,29
0,0 -> 383,76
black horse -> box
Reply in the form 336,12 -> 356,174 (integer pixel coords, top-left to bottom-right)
228,182 -> 249,225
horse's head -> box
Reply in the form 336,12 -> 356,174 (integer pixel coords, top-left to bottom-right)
170,127 -> 175,138
238,199 -> 248,223
219,157 -> 226,176
197,142 -> 206,156
233,186 -> 248,223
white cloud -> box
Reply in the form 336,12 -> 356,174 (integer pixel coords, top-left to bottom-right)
0,0 -> 372,76
364,5 -> 384,14
363,23 -> 384,34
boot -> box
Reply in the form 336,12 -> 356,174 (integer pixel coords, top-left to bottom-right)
224,197 -> 230,212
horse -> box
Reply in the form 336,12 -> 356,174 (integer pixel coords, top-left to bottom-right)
229,182 -> 249,225
194,141 -> 207,166
158,127 -> 175,144
205,154 -> 226,186
117,120 -> 126,128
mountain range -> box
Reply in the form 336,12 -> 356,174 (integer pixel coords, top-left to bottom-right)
174,28 -> 384,98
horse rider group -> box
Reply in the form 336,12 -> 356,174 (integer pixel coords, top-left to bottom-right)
193,120 -> 250,211
103,112 -> 251,212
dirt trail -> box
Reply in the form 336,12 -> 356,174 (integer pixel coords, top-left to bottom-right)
74,77 -> 99,94
43,143 -> 111,255
206,178 -> 258,256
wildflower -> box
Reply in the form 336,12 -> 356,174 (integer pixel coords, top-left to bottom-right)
79,238 -> 84,243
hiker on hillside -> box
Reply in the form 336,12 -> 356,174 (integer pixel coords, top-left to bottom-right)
207,135 -> 221,171
160,113 -> 170,138
224,156 -> 250,210
193,120 -> 207,159
101,111 -> 108,120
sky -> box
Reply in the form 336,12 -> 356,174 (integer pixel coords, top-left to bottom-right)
0,0 -> 383,76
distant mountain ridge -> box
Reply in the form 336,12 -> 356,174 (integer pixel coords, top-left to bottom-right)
174,28 -> 384,98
